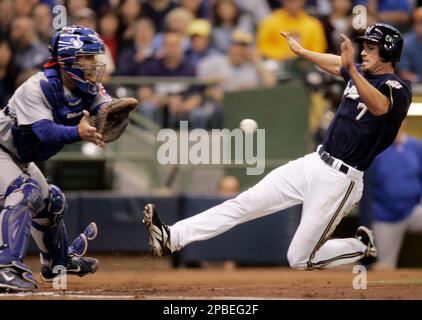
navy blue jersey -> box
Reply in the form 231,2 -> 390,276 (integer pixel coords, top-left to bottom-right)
323,64 -> 412,171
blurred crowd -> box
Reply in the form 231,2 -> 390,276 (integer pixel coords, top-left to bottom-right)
1,0 -> 422,129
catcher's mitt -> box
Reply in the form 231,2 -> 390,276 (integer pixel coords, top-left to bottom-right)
90,97 -> 138,143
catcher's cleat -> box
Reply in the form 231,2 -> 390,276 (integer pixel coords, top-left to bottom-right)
0,262 -> 38,292
355,226 -> 378,264
41,256 -> 99,282
143,204 -> 171,257
68,222 -> 98,257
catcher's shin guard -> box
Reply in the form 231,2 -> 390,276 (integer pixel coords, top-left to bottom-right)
0,176 -> 43,292
68,222 -> 98,257
34,221 -> 100,282
33,219 -> 100,282
143,204 -> 171,257
0,176 -> 43,265
31,184 -> 70,267
31,218 -> 70,268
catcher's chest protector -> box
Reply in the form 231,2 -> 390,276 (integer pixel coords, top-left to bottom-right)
40,69 -> 96,126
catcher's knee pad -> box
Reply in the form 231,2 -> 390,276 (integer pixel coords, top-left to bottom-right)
0,175 -> 43,265
33,183 -> 67,224
47,184 -> 67,222
4,175 -> 44,213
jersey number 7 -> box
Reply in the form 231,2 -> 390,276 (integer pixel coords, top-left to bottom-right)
356,102 -> 368,121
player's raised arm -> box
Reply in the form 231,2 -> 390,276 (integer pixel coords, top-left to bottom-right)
340,34 -> 390,116
280,32 -> 342,76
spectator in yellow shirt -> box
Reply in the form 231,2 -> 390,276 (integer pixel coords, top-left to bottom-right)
257,0 -> 327,61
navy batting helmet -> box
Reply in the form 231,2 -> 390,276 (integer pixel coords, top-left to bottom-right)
354,23 -> 404,63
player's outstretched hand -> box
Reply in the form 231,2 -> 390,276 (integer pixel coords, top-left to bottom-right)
280,32 -> 304,56
78,110 -> 105,148
340,34 -> 355,71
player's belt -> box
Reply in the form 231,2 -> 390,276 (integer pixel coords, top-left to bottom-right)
318,147 -> 349,175
3,106 -> 15,121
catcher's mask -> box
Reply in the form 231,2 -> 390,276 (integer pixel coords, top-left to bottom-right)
45,25 -> 106,95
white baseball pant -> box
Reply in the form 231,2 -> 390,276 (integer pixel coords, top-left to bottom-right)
0,149 -> 52,254
170,149 -> 368,269
0,149 -> 49,207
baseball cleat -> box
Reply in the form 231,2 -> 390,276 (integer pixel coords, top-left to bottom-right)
142,204 -> 171,257
41,256 -> 99,282
355,226 -> 378,260
68,222 -> 98,257
0,262 -> 38,292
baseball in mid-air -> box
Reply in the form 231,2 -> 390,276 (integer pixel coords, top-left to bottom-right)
81,142 -> 103,157
240,119 -> 258,134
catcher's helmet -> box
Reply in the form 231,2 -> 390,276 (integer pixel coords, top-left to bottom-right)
354,23 -> 403,63
46,25 -> 106,95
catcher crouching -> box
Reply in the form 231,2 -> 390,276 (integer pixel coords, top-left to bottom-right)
0,25 -> 137,292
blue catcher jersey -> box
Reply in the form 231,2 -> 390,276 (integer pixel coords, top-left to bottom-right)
0,70 -> 112,162
323,64 -> 412,171
40,68 -> 101,126
371,136 -> 422,222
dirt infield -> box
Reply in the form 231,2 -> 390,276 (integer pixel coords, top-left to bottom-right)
1,254 -> 422,300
